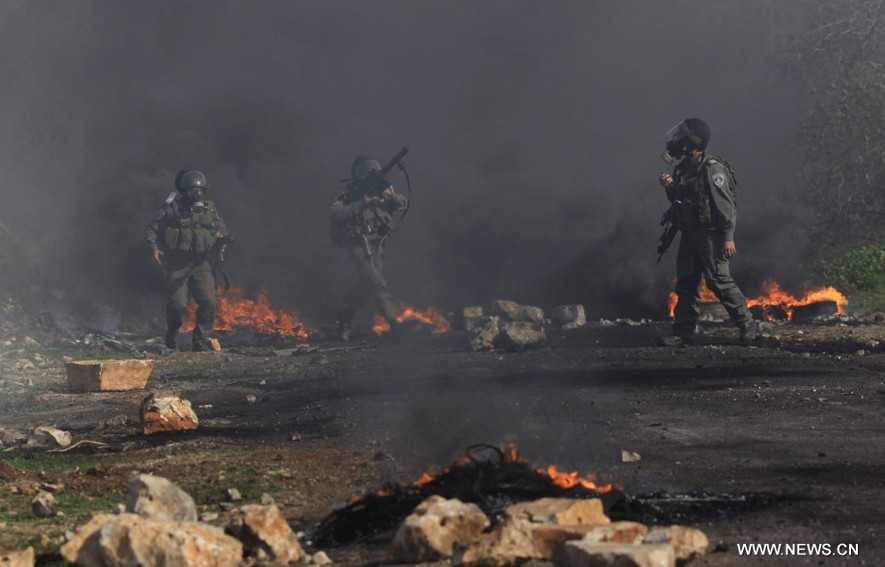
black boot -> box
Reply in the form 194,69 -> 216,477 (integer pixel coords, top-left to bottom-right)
165,329 -> 178,349
336,320 -> 352,342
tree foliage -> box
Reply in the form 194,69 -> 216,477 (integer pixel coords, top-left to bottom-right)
790,0 -> 885,252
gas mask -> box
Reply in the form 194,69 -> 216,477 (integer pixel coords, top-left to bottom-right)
184,187 -> 206,211
662,121 -> 693,164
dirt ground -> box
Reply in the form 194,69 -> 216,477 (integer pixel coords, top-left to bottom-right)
0,318 -> 883,566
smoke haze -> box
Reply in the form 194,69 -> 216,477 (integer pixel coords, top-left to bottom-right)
0,1 -> 817,327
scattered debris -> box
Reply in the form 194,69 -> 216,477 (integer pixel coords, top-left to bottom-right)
226,488 -> 242,502
140,394 -> 199,435
65,359 -> 154,391
621,451 -> 642,463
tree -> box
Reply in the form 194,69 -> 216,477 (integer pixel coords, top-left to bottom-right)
791,0 -> 885,252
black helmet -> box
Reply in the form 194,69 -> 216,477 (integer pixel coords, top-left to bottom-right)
176,170 -> 209,191
351,156 -> 382,182
662,118 -> 711,164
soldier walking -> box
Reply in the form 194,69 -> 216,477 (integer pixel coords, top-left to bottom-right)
330,155 -> 408,341
657,119 -> 757,346
146,170 -> 230,351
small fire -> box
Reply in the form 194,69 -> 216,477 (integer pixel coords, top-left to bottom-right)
668,280 -> 847,321
346,443 -> 614,507
372,303 -> 451,335
184,287 -> 311,339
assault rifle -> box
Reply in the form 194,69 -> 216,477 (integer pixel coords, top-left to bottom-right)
360,147 -> 410,197
213,234 -> 236,296
656,202 -> 679,263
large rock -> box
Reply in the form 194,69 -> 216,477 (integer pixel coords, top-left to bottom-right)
557,541 -> 675,567
551,305 -> 586,330
643,526 -> 709,564
140,394 -> 199,435
65,359 -> 154,391
60,513 -> 243,567
226,504 -> 304,564
0,547 -> 35,567
469,316 -> 500,351
392,496 -> 490,562
495,321 -> 547,351
490,300 -> 545,324
125,473 -> 198,522
504,498 -> 610,526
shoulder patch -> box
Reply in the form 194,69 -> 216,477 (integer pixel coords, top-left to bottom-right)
154,207 -> 167,222
712,172 -> 727,188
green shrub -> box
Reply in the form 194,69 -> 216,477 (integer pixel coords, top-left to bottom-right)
807,243 -> 885,310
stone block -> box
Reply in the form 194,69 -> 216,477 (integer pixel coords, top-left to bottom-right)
65,359 -> 154,391
462,306 -> 485,332
470,316 -> 500,351
125,473 -> 197,522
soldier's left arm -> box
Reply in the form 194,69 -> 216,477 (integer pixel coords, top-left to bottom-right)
707,162 -> 736,241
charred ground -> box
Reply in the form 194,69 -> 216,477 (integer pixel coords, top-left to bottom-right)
0,319 -> 883,566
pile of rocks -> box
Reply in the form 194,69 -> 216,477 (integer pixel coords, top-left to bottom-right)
54,473 -> 330,567
393,496 -> 707,566
463,300 -> 586,352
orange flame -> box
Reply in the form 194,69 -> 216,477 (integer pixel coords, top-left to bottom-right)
372,303 -> 451,335
184,287 -> 311,339
668,280 -> 847,321
346,443 -> 615,506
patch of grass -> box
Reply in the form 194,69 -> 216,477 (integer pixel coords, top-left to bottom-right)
57,490 -> 123,521
0,454 -> 96,475
807,242 -> 885,310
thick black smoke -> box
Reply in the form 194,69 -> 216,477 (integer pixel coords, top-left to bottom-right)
0,1 -> 816,329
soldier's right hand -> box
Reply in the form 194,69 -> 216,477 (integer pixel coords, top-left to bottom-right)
152,250 -> 164,266
659,173 -> 674,188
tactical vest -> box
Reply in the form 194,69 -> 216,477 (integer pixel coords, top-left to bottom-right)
330,189 -> 398,247
162,198 -> 219,255
671,154 -> 737,231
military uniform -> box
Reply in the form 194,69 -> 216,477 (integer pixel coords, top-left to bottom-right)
667,155 -> 754,339
146,193 -> 227,349
330,183 -> 407,331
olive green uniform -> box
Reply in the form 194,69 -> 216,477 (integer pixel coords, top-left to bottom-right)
667,155 -> 753,338
145,195 -> 227,344
330,185 -> 407,325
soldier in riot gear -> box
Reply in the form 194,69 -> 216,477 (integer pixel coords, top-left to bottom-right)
146,170 -> 230,351
657,119 -> 757,346
330,155 -> 408,341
